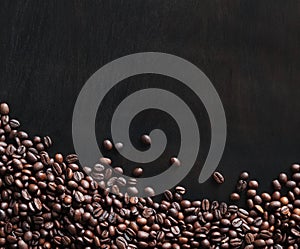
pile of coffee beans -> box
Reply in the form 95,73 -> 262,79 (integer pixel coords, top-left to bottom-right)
0,102 -> 299,249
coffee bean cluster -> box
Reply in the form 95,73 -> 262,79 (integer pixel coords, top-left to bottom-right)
0,102 -> 299,249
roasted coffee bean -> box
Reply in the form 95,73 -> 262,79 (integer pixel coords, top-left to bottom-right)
141,134 -> 151,145
65,154 -> 78,164
116,236 -> 128,249
213,171 -> 225,184
144,187 -> 155,196
170,157 -> 180,167
248,180 -> 259,189
291,164 -> 300,173
132,167 -> 143,177
43,136 -> 52,148
240,171 -> 249,180
115,142 -> 123,150
236,179 -> 247,192
0,103 -> 9,115
103,139 -> 113,150
232,218 -> 243,227
175,186 -> 186,195
230,193 -> 240,201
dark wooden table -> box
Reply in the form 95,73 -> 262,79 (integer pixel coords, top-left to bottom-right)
0,1 -> 299,202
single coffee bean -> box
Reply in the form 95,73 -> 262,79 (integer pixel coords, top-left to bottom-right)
164,190 -> 173,201
213,171 -> 225,184
286,180 -> 296,188
248,180 -> 259,189
240,171 -> 249,180
170,157 -> 180,167
65,154 -> 78,164
291,164 -> 300,173
273,179 -> 282,190
115,142 -> 123,150
230,193 -> 240,201
141,134 -> 151,145
0,103 -> 9,115
261,192 -> 272,202
103,139 -> 113,150
132,167 -> 143,177
236,179 -> 247,192
43,136 -> 52,148
144,187 -> 155,197
175,186 -> 186,195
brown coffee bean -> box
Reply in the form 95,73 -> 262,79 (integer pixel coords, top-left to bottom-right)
0,103 -> 9,115
170,157 -> 180,167
230,193 -> 240,201
240,171 -> 249,180
213,171 -> 225,184
236,179 -> 247,192
103,139 -> 113,150
144,187 -> 155,197
248,180 -> 259,189
141,134 -> 151,145
261,192 -> 272,202
132,167 -> 143,177
291,164 -> 300,173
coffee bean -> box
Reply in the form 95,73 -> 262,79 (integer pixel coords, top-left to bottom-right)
273,179 -> 282,190
127,186 -> 139,196
162,190 -> 172,201
175,186 -> 186,195
17,239 -> 28,249
170,157 -> 180,167
141,134 -> 151,145
9,119 -> 20,128
43,136 -> 52,148
132,167 -> 143,177
115,142 -> 123,150
261,192 -> 272,202
0,103 -> 9,115
213,171 -> 225,184
202,199 -> 210,211
65,154 -> 78,164
116,236 -> 128,249
291,164 -> 300,173
248,180 -> 259,189
232,218 -> 243,227
236,179 -> 247,192
286,180 -> 296,188
270,201 -> 281,209
103,139 -> 113,150
240,171 -> 249,180
144,187 -> 155,197
245,233 -> 255,244
253,239 -> 266,247
230,193 -> 240,201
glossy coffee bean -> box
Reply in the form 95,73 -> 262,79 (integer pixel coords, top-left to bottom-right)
213,171 -> 225,184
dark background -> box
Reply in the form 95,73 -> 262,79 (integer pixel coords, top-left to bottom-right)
0,1 -> 299,203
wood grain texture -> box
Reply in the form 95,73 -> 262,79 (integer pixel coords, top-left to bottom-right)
0,1 -> 299,201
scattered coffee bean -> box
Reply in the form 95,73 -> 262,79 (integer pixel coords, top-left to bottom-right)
0,103 -> 9,115
213,171 -> 225,184
230,193 -> 240,201
103,139 -> 113,150
115,142 -> 123,150
132,167 -> 143,177
170,157 -> 180,167
240,171 -> 249,180
144,187 -> 155,196
141,134 -> 151,145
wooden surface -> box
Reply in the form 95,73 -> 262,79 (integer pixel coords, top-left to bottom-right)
0,1 -> 299,202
